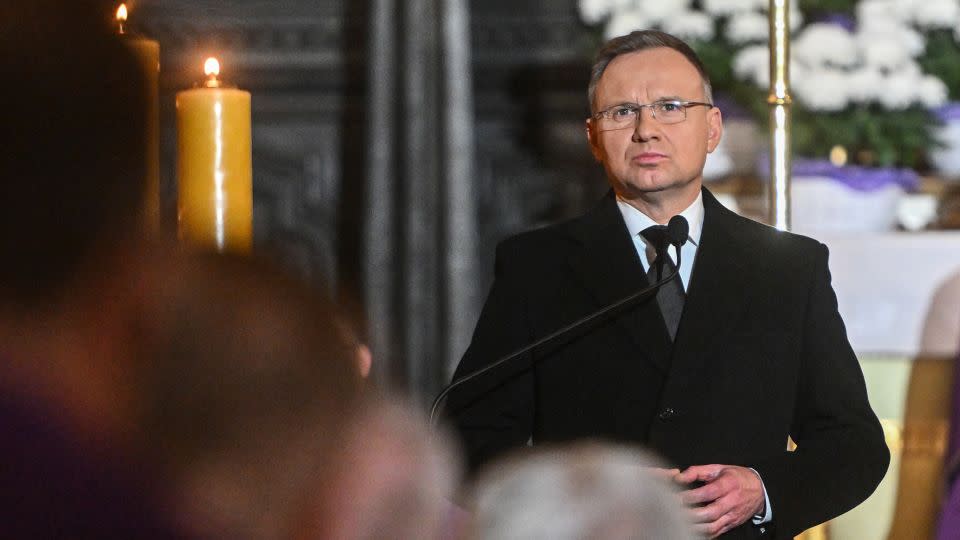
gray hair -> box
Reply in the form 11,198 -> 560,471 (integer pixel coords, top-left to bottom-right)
588,29 -> 713,114
466,443 -> 697,540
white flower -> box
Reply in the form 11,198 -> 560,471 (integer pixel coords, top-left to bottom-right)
793,23 -> 859,69
661,11 -> 716,41
636,0 -> 692,24
919,74 -> 949,107
857,0 -> 908,27
702,0 -> 759,17
579,0 -> 615,25
891,0 -> 929,23
857,19 -> 925,58
725,12 -> 768,43
790,5 -> 804,31
880,71 -> 922,109
732,45 -> 769,86
912,0 -> 960,30
604,9 -> 650,40
846,68 -> 885,104
858,33 -> 915,70
793,68 -> 850,111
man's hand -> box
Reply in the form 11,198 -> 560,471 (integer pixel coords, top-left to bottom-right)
674,464 -> 765,538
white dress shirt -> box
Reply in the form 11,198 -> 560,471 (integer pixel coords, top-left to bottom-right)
615,191 -> 773,526
615,192 -> 703,290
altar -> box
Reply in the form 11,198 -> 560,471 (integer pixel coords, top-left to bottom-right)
817,231 -> 960,539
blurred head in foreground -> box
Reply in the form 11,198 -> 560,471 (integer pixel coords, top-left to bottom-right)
0,2 -> 172,536
465,443 -> 695,540
0,0 -> 148,314
134,252 -> 365,539
300,396 -> 462,540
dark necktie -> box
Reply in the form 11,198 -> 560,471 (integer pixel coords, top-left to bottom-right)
641,225 -> 686,341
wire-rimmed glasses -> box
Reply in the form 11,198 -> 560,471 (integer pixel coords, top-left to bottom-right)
593,100 -> 713,131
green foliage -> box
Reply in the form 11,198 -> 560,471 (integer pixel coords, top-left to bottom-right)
791,105 -> 940,168
920,29 -> 960,101
796,0 -> 857,18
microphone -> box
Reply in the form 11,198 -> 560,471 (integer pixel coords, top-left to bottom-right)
430,216 -> 690,425
667,214 -> 689,270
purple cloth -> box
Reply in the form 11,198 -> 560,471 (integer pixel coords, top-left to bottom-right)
936,349 -> 960,540
757,157 -> 920,192
934,102 -> 960,123
712,93 -> 752,121
0,391 -> 191,539
815,13 -> 856,32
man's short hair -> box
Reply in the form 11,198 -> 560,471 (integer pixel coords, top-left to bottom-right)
0,2 -> 148,308
588,29 -> 713,113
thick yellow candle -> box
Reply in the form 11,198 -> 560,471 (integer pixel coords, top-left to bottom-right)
176,58 -> 252,254
117,3 -> 161,232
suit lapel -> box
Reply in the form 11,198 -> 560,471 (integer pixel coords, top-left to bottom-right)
563,192 -> 673,374
670,188 -> 753,377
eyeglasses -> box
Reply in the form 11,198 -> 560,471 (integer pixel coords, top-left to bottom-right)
592,100 -> 714,131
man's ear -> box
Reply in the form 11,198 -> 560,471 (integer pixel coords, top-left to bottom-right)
706,107 -> 723,153
586,118 -> 603,162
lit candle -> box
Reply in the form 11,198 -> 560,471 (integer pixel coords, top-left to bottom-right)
176,57 -> 253,253
116,3 -> 161,232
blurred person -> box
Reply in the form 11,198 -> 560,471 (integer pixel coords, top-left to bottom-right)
299,395 -> 461,540
446,29 -> 888,539
133,253 -> 364,540
0,1 -> 187,537
464,443 -> 695,540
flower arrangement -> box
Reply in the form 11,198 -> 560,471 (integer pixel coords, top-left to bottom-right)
578,0 -> 959,169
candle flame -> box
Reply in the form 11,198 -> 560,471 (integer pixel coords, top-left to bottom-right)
116,4 -> 128,23
204,57 -> 221,78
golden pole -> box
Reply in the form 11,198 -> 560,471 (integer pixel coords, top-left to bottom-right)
768,0 -> 792,231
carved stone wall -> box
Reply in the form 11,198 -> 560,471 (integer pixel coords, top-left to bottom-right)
138,0 -> 603,393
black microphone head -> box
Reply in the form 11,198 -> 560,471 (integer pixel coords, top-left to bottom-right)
667,215 -> 689,248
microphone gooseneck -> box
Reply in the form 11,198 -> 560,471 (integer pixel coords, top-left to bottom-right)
430,214 -> 691,427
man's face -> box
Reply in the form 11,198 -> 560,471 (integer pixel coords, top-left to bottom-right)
586,47 -> 722,204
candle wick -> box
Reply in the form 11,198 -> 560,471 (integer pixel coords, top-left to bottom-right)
118,21 -> 126,35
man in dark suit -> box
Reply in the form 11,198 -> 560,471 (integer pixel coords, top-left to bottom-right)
446,30 -> 889,539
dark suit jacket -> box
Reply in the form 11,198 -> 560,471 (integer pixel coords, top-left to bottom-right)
447,188 -> 889,539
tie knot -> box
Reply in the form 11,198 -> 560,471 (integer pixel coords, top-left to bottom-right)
641,225 -> 671,254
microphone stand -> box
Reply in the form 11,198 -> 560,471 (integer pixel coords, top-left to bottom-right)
429,254 -> 682,426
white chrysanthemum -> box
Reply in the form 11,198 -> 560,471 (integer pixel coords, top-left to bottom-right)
790,5 -> 804,31
846,68 -> 885,104
912,0 -> 960,30
919,75 -> 949,108
857,0 -> 908,27
725,12 -> 768,43
859,33 -> 915,70
879,70 -> 923,109
793,23 -> 859,69
857,19 -> 925,57
604,9 -> 650,40
636,0 -> 692,24
793,68 -> 850,111
579,0 -> 615,25
891,0 -> 929,22
661,11 -> 715,41
702,0 -> 758,17
732,45 -> 769,86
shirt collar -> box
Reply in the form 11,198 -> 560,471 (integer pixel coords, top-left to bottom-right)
615,191 -> 704,247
